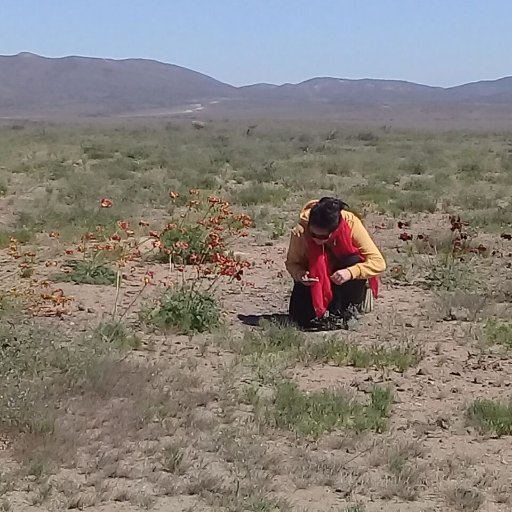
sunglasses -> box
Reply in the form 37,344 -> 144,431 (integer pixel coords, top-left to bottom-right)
309,229 -> 331,241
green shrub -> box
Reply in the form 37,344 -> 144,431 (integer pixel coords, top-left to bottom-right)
425,257 -> 476,291
393,192 -> 437,213
467,399 -> 512,437
457,162 -> 483,179
51,259 -> 118,286
259,380 -> 392,437
143,287 -> 220,334
485,319 -> 512,348
0,229 -> 34,248
233,183 -> 288,206
94,321 -> 141,349
81,143 -> 114,160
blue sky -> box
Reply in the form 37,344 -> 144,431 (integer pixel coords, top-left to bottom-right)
1,0 -> 511,87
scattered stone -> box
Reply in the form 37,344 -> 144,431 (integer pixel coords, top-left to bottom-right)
256,386 -> 276,403
356,381 -> 375,393
436,416 -> 450,430
447,307 -> 471,322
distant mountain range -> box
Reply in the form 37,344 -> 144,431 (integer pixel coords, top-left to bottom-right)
1,52 -> 512,128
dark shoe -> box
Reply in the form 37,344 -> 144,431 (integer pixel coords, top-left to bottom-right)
308,311 -> 349,331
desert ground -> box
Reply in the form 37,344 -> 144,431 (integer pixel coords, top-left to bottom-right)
0,120 -> 512,512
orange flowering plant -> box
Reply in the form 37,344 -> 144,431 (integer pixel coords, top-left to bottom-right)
1,191 -> 253,330
155,191 -> 253,282
142,190 -> 253,333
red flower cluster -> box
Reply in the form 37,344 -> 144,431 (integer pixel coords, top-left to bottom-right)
449,215 -> 469,232
212,253 -> 251,281
397,215 -> 489,256
399,232 -> 413,241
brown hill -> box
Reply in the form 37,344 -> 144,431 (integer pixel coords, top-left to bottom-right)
1,53 -> 512,127
0,52 -> 234,116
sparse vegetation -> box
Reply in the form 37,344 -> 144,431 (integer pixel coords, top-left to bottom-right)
241,321 -> 307,354
445,485 -> 485,511
1,121 -> 512,510
241,323 -> 422,372
51,258 -> 118,286
467,399 -> 512,437
424,256 -> 477,291
342,506 -> 366,512
249,379 -> 393,437
485,319 -> 512,348
302,337 -> 423,372
0,228 -> 34,248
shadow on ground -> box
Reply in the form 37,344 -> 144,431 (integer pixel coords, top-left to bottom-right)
237,313 -> 290,327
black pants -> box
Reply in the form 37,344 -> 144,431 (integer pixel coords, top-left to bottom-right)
289,254 -> 367,328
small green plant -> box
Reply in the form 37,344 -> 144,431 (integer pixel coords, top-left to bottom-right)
51,259 -> 117,286
484,319 -> 512,349
303,338 -> 423,373
249,497 -> 291,512
94,321 -> 141,349
373,441 -> 425,501
393,191 -> 437,213
342,506 -> 366,512
270,220 -> 287,240
0,293 -> 22,318
81,142 -> 114,160
445,485 -> 485,511
467,399 -> 512,437
425,256 -> 476,291
161,445 -> 185,474
143,286 -> 220,334
260,379 -> 392,437
28,459 -> 52,480
0,229 -> 34,248
242,322 -> 306,354
30,480 -> 53,505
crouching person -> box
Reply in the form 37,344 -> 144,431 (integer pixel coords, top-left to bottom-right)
285,197 -> 386,329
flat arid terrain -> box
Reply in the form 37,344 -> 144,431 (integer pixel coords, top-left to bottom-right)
1,120 -> 512,512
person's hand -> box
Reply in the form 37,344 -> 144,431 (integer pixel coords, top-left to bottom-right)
330,269 -> 352,285
299,271 -> 319,287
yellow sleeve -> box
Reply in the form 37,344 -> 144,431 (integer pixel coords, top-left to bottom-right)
285,225 -> 309,282
345,213 -> 386,279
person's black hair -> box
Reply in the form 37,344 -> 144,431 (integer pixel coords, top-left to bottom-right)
309,197 -> 348,232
